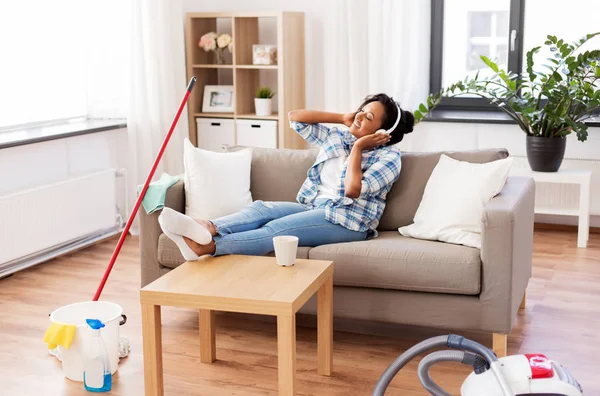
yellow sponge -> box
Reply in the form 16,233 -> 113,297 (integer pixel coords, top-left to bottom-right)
43,322 -> 77,350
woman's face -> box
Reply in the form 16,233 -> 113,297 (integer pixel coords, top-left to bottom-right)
348,101 -> 386,139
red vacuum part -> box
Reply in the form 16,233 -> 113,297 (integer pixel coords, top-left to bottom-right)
92,77 -> 196,301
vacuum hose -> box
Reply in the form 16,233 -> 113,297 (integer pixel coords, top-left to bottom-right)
372,335 -> 449,396
372,334 -> 514,396
418,350 -> 485,396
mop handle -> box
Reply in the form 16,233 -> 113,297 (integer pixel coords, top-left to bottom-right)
92,76 -> 196,301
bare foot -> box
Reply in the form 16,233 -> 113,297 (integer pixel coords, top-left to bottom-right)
195,219 -> 217,236
184,236 -> 216,256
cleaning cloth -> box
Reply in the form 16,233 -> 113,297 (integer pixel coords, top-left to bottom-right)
43,322 -> 77,350
137,173 -> 181,214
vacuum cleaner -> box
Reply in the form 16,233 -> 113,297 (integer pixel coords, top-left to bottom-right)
373,334 -> 583,396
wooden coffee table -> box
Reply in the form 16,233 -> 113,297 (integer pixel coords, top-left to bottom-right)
140,254 -> 334,396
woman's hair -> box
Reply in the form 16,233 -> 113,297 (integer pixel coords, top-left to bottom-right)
357,93 -> 415,146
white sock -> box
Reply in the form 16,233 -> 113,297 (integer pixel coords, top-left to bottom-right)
158,215 -> 199,261
159,207 -> 212,245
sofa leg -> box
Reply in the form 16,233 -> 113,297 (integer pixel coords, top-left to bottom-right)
520,290 -> 527,309
493,333 -> 507,357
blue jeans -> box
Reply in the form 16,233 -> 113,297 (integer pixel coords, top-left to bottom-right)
211,200 -> 368,256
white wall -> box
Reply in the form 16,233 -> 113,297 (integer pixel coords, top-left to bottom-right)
0,129 -> 129,219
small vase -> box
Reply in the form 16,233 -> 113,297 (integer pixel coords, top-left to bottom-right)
214,49 -> 225,64
255,98 -> 272,116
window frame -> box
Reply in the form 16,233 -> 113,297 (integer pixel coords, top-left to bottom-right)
429,0 -> 526,111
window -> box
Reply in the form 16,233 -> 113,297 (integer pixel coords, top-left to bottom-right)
432,0 -> 521,109
465,11 -> 509,73
431,0 -> 600,111
522,0 -> 600,75
0,1 -> 128,130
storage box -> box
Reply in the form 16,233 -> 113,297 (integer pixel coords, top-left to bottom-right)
236,119 -> 277,149
196,118 -> 235,152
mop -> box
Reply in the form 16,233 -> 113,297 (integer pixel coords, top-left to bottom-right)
93,76 -> 196,301
46,76 -> 196,362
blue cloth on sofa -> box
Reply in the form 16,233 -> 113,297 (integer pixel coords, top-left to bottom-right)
137,173 -> 181,214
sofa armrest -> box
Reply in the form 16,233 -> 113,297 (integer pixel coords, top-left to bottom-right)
139,178 -> 185,287
479,176 -> 535,333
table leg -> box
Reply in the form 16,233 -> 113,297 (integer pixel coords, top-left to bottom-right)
317,276 -> 333,376
578,181 -> 590,248
277,315 -> 296,396
199,309 -> 216,363
142,304 -> 163,396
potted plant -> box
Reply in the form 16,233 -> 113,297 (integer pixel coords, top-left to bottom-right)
415,33 -> 600,172
255,86 -> 274,117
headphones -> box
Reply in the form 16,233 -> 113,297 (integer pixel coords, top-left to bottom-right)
375,104 -> 402,135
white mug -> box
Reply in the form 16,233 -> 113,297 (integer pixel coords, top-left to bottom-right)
273,236 -> 299,267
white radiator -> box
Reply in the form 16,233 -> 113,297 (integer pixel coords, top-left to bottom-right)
0,169 -> 119,276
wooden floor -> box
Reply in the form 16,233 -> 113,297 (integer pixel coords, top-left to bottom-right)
1,229 -> 599,395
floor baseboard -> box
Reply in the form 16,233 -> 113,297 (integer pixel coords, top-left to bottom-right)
0,226 -> 122,279
534,222 -> 600,234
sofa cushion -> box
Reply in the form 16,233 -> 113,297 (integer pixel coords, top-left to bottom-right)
308,231 -> 481,295
226,146 -> 318,203
157,233 -> 312,269
378,149 -> 509,231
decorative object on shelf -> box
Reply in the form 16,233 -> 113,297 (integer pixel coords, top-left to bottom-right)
252,44 -> 277,65
415,32 -> 600,172
202,85 -> 234,113
255,86 -> 274,116
199,32 -> 233,64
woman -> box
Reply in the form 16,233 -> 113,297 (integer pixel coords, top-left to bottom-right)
159,93 -> 414,260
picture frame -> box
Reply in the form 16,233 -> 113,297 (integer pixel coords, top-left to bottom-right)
252,44 -> 278,65
202,85 -> 235,113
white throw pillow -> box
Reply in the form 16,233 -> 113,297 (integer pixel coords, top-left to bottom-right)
183,138 -> 253,220
398,154 -> 513,249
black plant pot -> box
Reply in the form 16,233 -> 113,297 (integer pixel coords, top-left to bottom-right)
526,135 -> 566,172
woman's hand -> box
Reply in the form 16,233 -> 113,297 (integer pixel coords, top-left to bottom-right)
345,131 -> 388,198
354,133 -> 390,151
343,112 -> 357,127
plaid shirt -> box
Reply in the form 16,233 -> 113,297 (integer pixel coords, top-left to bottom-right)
290,121 -> 402,233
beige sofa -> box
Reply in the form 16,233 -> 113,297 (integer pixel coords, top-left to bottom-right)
139,147 -> 535,355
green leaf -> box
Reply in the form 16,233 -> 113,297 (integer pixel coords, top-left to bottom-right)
586,32 -> 600,41
480,55 -> 499,72
427,96 -> 434,108
419,103 -> 427,113
256,86 -> 274,98
414,110 -> 423,121
542,64 -> 555,72
527,46 -> 541,81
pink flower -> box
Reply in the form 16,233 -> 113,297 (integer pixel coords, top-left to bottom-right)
199,32 -> 217,52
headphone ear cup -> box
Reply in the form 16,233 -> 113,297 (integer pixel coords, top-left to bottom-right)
375,129 -> 386,135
